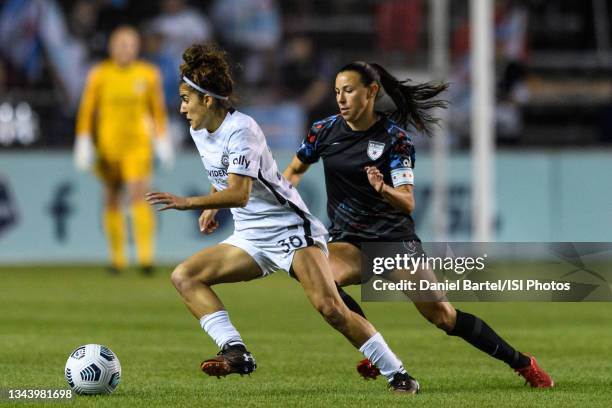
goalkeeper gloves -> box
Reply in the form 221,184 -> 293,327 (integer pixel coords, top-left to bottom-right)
74,135 -> 95,171
154,135 -> 175,170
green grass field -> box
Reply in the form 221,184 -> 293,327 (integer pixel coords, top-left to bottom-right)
1,266 -> 611,407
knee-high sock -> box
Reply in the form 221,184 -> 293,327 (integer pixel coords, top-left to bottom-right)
359,332 -> 406,381
200,310 -> 245,349
448,309 -> 530,369
336,284 -> 367,319
104,207 -> 127,269
131,200 -> 155,266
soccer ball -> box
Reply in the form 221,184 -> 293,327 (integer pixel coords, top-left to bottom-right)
64,344 -> 121,395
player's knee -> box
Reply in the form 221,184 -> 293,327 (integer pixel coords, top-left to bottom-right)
171,261 -> 218,292
171,263 -> 197,293
315,296 -> 347,327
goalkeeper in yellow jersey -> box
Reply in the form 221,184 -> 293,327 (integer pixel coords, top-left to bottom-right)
74,26 -> 173,274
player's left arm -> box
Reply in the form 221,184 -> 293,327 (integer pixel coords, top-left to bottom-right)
146,173 -> 252,211
366,131 -> 416,214
365,167 -> 415,214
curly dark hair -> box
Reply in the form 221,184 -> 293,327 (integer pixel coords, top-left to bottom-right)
180,44 -> 234,106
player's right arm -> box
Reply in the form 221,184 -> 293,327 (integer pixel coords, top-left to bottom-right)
74,66 -> 101,171
146,174 -> 252,211
283,156 -> 310,187
284,119 -> 327,186
199,186 -> 219,234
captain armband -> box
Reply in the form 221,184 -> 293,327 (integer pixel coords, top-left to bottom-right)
390,168 -> 414,187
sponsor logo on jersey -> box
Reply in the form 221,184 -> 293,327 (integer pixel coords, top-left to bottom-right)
221,153 -> 229,167
208,168 -> 228,177
232,155 -> 251,169
367,141 -> 385,160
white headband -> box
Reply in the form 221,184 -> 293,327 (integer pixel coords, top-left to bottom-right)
182,76 -> 229,101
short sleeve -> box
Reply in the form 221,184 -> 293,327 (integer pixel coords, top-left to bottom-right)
227,128 -> 262,178
297,115 -> 338,164
389,133 -> 416,187
296,126 -> 321,164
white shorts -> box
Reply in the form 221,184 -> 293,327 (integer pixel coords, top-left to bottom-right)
222,227 -> 328,277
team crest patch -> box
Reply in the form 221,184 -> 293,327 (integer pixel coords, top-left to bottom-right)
367,141 -> 385,160
221,153 -> 229,167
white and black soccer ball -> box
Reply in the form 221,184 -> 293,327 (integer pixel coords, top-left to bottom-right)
64,344 -> 121,395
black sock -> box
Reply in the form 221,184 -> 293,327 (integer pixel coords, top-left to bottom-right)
336,283 -> 367,319
448,309 -> 530,369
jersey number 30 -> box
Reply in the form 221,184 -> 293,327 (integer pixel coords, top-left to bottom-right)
277,235 -> 304,253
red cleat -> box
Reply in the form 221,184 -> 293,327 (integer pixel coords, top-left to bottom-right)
357,359 -> 381,380
514,354 -> 554,388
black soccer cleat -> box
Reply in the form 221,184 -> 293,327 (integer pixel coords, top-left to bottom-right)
388,372 -> 420,394
200,344 -> 257,378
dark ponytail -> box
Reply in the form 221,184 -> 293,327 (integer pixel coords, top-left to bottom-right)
338,61 -> 449,135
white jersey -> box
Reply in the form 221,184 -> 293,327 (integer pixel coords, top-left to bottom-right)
190,109 -> 327,242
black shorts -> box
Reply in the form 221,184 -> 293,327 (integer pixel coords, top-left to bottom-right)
329,238 -> 427,284
329,237 -> 422,251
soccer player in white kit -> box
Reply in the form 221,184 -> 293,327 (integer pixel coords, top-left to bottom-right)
145,44 -> 420,393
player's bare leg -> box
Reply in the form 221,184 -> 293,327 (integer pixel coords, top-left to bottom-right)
170,244 -> 263,377
412,299 -> 553,387
328,242 -> 363,286
412,301 -> 456,331
291,246 -> 419,393
292,245 -> 374,347
330,243 -> 553,388
171,243 -> 262,317
327,242 -> 386,379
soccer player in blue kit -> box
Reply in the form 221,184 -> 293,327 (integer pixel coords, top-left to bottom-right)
283,61 -> 554,389
146,46 -> 421,393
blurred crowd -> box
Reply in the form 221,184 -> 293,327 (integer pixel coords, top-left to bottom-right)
0,0 -> 611,149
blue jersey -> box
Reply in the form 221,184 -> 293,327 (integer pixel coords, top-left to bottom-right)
296,114 -> 418,242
